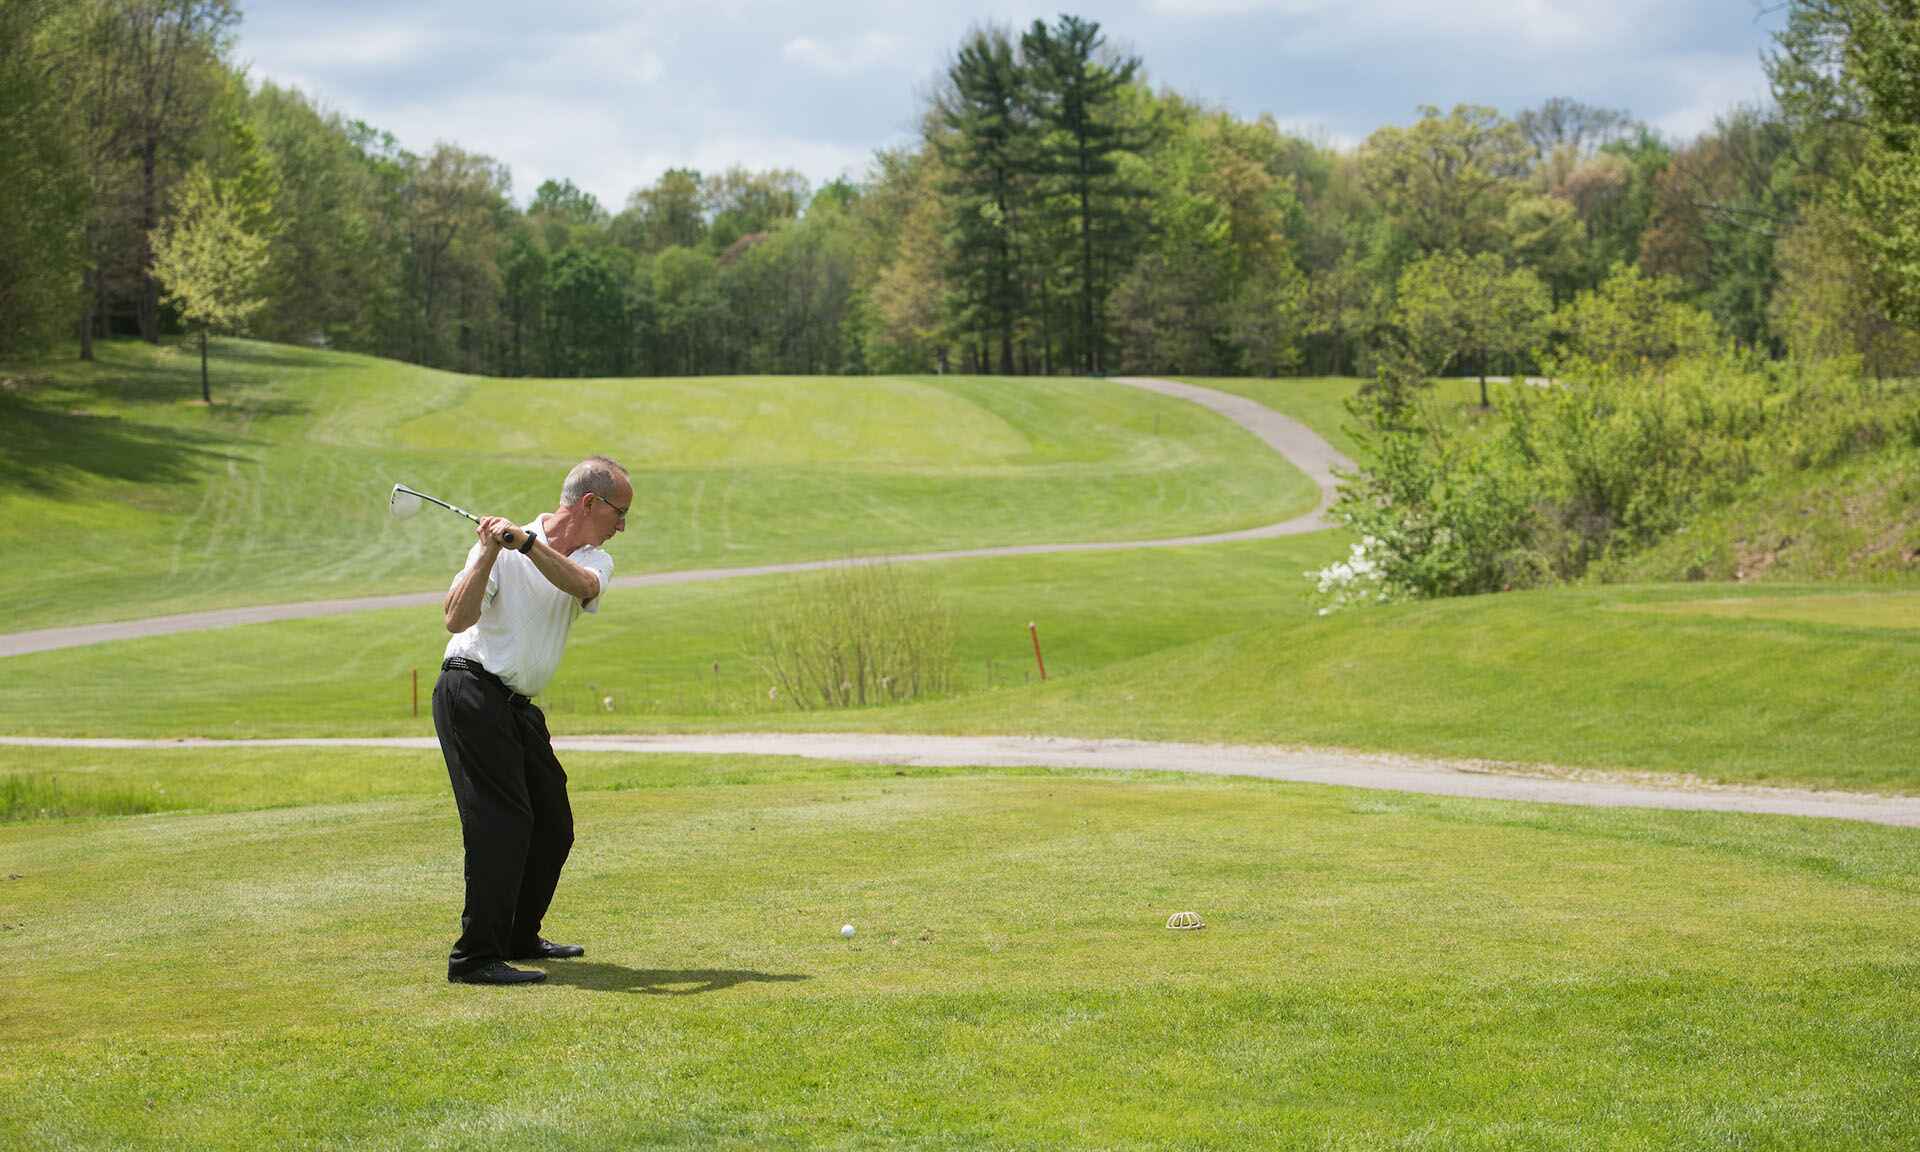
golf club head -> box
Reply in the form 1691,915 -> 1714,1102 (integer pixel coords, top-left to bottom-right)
388,484 -> 426,520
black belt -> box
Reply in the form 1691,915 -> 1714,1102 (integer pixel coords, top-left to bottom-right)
442,657 -> 533,705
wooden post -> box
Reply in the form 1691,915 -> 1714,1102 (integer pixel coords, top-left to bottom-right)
412,668 -> 418,718
1028,622 -> 1047,681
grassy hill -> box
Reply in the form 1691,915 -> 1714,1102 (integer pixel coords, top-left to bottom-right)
0,339 -> 1311,631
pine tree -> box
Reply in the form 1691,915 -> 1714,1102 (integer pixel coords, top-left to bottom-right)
1020,15 -> 1152,373
933,26 -> 1029,374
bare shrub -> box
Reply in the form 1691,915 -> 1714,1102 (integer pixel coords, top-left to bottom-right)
751,562 -> 954,710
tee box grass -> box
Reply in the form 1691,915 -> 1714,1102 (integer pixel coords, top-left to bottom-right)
3,749 -> 1917,1149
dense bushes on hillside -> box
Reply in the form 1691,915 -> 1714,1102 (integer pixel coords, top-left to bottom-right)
1327,306 -> 1920,602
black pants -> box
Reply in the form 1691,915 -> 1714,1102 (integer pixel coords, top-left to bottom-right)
432,660 -> 574,977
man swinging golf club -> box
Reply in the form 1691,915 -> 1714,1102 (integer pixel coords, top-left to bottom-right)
434,455 -> 630,986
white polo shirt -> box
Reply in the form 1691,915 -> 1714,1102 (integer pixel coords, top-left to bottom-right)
442,515 -> 614,697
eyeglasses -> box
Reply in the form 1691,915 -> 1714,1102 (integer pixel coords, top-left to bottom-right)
592,493 -> 629,520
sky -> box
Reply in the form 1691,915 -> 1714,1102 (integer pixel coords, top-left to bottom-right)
236,0 -> 1788,209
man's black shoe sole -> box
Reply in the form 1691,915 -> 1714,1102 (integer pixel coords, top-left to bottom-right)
448,969 -> 547,986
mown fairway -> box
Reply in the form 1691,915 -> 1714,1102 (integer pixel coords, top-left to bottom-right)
3,750 -> 1917,1149
0,340 -> 1310,631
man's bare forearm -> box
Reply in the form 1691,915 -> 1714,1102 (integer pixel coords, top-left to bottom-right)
525,539 -> 601,602
444,547 -> 499,633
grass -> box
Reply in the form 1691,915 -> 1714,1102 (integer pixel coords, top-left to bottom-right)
2,538 -> 1914,792
0,340 -> 1311,631
5,348 -> 1917,1146
2,748 -> 1916,1149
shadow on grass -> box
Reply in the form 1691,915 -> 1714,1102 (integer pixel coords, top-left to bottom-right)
0,391 -> 245,496
537,962 -> 811,996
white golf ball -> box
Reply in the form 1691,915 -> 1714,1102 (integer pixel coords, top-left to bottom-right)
841,923 -> 855,938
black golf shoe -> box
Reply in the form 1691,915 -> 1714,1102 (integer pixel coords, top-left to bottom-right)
512,937 -> 585,961
449,961 -> 547,986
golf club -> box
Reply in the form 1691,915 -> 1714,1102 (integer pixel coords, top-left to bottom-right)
388,483 -> 480,525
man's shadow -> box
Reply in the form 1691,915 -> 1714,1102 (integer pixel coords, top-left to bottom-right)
537,962 -> 810,996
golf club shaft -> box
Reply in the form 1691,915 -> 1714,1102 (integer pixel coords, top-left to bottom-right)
404,486 -> 481,524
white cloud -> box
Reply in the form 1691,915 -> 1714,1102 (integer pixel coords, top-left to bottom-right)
251,22 -> 440,71
532,26 -> 665,88
782,31 -> 909,76
1651,53 -> 1778,143
1148,0 -> 1644,52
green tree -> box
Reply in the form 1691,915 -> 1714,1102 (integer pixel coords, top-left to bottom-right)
120,0 -> 241,343
498,218 -> 549,376
1112,95 -> 1301,374
863,149 -> 953,372
1770,196 -> 1920,375
1514,97 -> 1635,161
1359,105 -> 1530,256
1637,108 -> 1794,350
1021,14 -> 1152,373
247,82 -> 390,349
0,0 -> 86,357
1552,264 -> 1719,373
1395,250 -> 1550,406
652,244 -> 722,374
1769,1 -> 1920,329
705,166 -> 807,251
148,161 -> 266,399
543,245 -> 628,376
528,177 -> 606,253
1504,193 -> 1583,303
402,143 -> 508,368
933,25 -> 1030,374
615,168 -> 706,255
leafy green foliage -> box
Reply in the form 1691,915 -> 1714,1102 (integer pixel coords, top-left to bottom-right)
1393,250 -> 1549,403
1333,335 -> 1920,601
147,162 -> 268,399
0,0 -> 84,357
1552,263 -> 1719,372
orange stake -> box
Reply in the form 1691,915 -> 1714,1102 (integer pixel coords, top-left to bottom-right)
1028,621 -> 1047,681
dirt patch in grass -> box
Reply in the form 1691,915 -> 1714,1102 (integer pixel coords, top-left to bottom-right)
1621,591 -> 1920,631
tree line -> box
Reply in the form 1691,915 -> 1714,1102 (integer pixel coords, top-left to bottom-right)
2,1 -> 1916,383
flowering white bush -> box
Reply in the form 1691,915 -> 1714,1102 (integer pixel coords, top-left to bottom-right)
1309,536 -> 1395,615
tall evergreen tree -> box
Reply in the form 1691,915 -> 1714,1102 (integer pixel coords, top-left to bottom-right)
933,26 -> 1028,374
1021,15 -> 1150,373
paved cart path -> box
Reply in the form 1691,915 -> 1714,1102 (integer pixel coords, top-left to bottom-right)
0,377 -> 1348,659
6,733 -> 1917,827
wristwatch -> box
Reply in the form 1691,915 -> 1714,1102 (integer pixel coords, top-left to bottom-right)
517,531 -> 535,554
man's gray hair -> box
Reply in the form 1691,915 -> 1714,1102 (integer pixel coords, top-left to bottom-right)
561,455 -> 629,507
